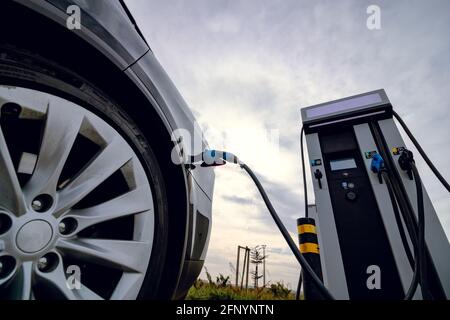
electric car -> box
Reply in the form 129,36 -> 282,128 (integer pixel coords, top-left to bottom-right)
0,0 -> 214,300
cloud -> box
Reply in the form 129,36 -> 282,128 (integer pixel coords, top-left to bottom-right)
206,13 -> 242,34
222,195 -> 254,206
126,0 -> 450,288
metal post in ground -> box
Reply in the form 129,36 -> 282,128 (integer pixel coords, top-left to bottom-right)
263,245 -> 266,287
240,247 -> 247,289
235,246 -> 240,287
245,247 -> 250,290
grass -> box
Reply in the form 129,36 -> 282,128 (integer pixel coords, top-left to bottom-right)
186,274 -> 296,300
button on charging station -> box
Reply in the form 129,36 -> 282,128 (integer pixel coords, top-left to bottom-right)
346,191 -> 357,202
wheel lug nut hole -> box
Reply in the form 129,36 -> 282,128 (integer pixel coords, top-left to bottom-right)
0,213 -> 13,235
0,256 -> 16,279
1,102 -> 22,117
37,253 -> 59,273
59,218 -> 77,235
32,194 -> 53,213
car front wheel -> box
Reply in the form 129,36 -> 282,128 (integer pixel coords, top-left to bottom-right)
0,47 -> 168,300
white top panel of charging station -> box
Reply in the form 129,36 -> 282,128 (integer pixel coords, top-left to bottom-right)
301,89 -> 391,125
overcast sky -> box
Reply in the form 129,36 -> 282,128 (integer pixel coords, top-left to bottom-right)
126,0 -> 450,289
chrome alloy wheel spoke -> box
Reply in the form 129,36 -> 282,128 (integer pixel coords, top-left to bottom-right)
62,186 -> 152,234
23,104 -> 84,204
54,137 -> 134,217
56,238 -> 150,274
0,127 -> 27,216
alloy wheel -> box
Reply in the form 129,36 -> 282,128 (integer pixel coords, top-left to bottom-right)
0,86 -> 155,300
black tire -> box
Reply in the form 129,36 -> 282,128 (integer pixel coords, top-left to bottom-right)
0,44 -> 169,299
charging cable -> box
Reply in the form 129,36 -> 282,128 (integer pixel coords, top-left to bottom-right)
371,152 -> 433,299
194,149 -> 335,300
393,110 -> 449,192
371,154 -> 420,299
398,150 -> 433,299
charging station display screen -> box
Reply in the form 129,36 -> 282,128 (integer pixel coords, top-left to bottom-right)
305,93 -> 383,119
330,158 -> 357,171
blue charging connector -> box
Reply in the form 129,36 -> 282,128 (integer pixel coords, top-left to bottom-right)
371,153 -> 385,184
371,153 -> 384,173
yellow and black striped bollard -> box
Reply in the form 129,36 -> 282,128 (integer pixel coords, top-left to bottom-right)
297,217 -> 324,300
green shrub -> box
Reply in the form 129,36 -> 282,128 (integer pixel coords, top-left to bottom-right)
186,278 -> 295,300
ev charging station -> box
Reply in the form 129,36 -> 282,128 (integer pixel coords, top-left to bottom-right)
301,89 -> 450,300
192,89 -> 449,300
